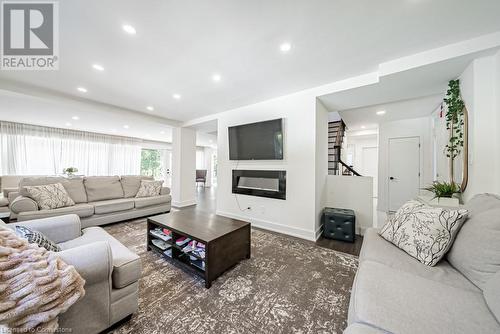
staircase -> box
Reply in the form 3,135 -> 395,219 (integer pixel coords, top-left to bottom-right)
328,120 -> 361,176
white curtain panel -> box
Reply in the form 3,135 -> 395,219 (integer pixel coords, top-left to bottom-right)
0,121 -> 141,176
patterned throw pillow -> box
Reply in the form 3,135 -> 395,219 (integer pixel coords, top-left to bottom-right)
135,180 -> 163,198
24,183 -> 75,210
15,225 -> 61,252
380,200 -> 468,266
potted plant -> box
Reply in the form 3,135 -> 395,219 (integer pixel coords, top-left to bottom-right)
63,167 -> 79,177
423,181 -> 461,207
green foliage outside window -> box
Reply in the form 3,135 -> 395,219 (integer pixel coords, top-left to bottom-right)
141,149 -> 162,179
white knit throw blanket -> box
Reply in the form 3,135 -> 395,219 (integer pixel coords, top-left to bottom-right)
0,227 -> 85,332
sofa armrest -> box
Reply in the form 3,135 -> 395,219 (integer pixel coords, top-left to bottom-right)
3,187 -> 18,199
0,197 -> 8,207
7,191 -> 20,203
160,186 -> 170,195
56,241 -> 113,285
14,214 -> 82,243
9,195 -> 37,214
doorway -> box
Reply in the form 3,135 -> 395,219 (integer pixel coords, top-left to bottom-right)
388,137 -> 420,211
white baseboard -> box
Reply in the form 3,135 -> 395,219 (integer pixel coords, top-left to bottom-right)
216,210 -> 316,241
315,225 -> 323,241
172,199 -> 197,208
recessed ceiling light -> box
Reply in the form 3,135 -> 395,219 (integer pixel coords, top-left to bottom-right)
172,94 -> 181,100
280,42 -> 292,53
212,74 -> 221,82
376,110 -> 386,115
123,125 -> 130,129
160,131 -> 165,135
361,125 -> 366,129
92,64 -> 104,71
77,87 -> 87,93
146,106 -> 154,111
72,116 -> 80,120
122,24 -> 136,35
65,122 -> 72,127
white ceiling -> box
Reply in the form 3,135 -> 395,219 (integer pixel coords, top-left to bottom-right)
1,0 -> 500,123
0,86 -> 216,147
338,94 -> 443,131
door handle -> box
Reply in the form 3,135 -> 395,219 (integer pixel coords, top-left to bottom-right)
389,177 -> 395,180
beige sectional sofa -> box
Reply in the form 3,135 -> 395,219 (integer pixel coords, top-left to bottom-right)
8,175 -> 171,227
346,194 -> 500,334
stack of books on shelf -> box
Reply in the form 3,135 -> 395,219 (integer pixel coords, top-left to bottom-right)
176,238 -> 206,270
150,227 -> 172,257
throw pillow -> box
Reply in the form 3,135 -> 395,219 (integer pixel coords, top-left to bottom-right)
136,180 -> 163,198
15,225 -> 61,252
379,200 -> 468,266
24,183 -> 75,210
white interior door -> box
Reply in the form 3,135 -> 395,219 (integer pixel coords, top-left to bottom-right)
362,147 -> 378,198
388,137 -> 420,211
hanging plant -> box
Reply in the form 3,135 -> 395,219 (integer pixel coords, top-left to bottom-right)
443,79 -> 465,159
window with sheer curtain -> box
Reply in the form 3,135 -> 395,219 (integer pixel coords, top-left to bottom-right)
0,121 -> 142,176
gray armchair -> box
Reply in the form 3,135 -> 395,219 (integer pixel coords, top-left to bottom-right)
1,214 -> 140,333
196,169 -> 207,187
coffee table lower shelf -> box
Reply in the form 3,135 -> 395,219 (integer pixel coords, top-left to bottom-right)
147,216 -> 251,288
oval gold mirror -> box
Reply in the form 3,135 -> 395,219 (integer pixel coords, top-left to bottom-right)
449,106 -> 468,193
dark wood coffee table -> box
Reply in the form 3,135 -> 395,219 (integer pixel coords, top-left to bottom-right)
147,210 -> 251,288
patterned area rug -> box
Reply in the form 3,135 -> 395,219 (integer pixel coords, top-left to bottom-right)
104,219 -> 358,334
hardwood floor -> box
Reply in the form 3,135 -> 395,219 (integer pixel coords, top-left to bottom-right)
316,235 -> 363,257
180,185 -> 363,257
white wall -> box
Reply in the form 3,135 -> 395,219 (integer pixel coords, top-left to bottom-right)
459,53 -> 500,201
203,147 -> 215,187
215,89 -> 320,241
431,104 -> 448,182
378,117 -> 433,212
171,127 -> 197,207
326,175 -> 373,234
344,132 -> 379,197
315,100 -> 329,238
497,50 -> 500,193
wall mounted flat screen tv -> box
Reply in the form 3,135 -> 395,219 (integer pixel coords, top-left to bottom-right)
229,118 -> 283,160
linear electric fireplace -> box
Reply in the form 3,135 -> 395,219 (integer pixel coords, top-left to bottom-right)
232,170 -> 286,200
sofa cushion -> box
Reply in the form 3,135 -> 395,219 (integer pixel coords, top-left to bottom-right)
463,193 -> 500,216
135,180 -> 163,198
24,183 -> 75,210
380,200 -> 468,266
120,175 -> 153,198
485,274 -> 500,324
84,176 -> 124,202
360,228 -> 479,292
448,194 -> 500,289
17,203 -> 94,221
484,270 -> 500,323
351,261 -> 500,334
92,198 -> 135,215
60,177 -> 87,203
134,194 -> 171,209
59,227 -> 141,289
0,197 -> 9,207
18,176 -> 87,203
19,176 -> 65,197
